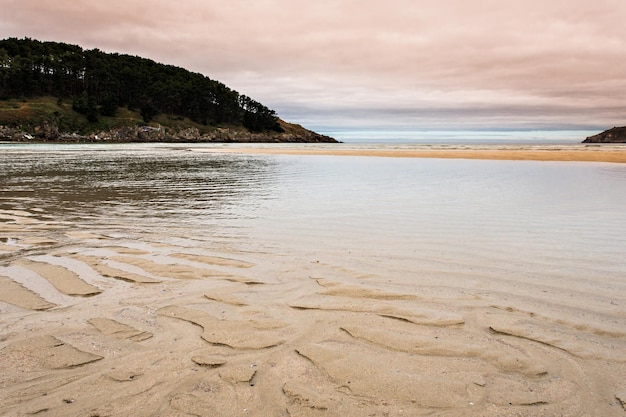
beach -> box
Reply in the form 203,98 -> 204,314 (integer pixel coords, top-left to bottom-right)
1,145 -> 626,417
199,143 -> 626,163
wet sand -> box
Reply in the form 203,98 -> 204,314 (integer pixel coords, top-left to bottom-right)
200,144 -> 626,163
1,206 -> 626,417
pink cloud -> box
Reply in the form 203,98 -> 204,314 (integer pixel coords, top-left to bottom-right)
1,0 -> 625,132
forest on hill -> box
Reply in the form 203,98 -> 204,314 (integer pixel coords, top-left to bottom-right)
0,37 -> 282,133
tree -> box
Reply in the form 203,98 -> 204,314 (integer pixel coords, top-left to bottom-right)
0,37 -> 282,131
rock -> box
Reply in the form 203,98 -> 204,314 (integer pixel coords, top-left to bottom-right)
0,119 -> 338,143
583,127 -> 626,143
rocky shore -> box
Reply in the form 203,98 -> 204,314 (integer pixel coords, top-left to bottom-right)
0,122 -> 338,144
583,127 -> 626,143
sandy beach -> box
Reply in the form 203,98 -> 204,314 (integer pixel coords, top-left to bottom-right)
200,144 -> 626,163
2,148 -> 626,416
2,215 -> 626,417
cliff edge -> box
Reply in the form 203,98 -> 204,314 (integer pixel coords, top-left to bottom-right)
0,98 -> 337,143
583,127 -> 626,143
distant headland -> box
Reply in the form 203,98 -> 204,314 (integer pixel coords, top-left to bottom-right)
583,127 -> 626,144
0,38 -> 337,143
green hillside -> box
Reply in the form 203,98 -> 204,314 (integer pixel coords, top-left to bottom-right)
0,38 -> 336,143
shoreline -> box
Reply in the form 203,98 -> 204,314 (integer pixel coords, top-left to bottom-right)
3,140 -> 626,162
199,145 -> 626,163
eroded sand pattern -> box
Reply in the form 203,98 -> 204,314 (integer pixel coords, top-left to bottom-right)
1,210 -> 625,417
1,148 -> 626,417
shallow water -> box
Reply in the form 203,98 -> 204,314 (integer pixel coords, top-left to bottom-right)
3,144 -> 626,276
2,143 -> 626,416
2,144 -> 625,285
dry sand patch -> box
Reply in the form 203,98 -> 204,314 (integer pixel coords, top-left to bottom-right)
199,145 -> 626,163
14,259 -> 101,297
0,275 -> 56,310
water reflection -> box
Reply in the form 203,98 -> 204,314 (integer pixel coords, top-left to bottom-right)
0,149 -> 278,227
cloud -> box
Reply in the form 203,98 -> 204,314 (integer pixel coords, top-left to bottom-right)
1,0 -> 625,133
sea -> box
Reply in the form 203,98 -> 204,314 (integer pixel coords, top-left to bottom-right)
1,140 -> 625,323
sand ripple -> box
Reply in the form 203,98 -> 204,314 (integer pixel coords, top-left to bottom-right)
1,229 -> 625,417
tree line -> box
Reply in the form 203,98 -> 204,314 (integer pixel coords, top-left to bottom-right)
0,37 -> 282,132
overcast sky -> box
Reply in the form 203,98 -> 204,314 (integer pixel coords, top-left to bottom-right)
1,0 -> 625,136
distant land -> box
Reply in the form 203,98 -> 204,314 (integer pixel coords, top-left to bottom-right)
0,38 -> 337,143
583,127 -> 626,144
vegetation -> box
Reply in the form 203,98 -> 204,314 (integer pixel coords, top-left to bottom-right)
0,37 -> 283,133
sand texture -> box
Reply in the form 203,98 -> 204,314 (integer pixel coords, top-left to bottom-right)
199,144 -> 626,163
13,259 -> 101,297
1,211 -> 626,417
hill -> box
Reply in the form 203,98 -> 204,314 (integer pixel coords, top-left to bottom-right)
583,127 -> 626,144
0,38 -> 337,143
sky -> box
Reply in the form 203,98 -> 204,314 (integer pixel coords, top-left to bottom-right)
1,0 -> 626,138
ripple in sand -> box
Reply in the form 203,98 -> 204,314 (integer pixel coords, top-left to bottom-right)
88,317 -> 153,342
204,289 -> 249,306
219,364 -> 257,383
1,335 -> 103,370
72,254 -> 162,284
191,354 -> 227,368
295,342 -> 481,408
282,380 -> 332,413
314,277 -> 420,301
0,275 -> 56,310
14,259 -> 101,297
487,313 -> 626,362
170,252 -> 255,269
289,295 -> 465,326
0,242 -> 20,253
104,370 -> 144,382
616,390 -> 626,410
158,305 -> 285,349
341,324 -> 549,377
111,255 -> 225,280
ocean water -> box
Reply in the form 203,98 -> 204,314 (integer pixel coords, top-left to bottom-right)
2,143 -> 625,272
317,129 -> 599,144
2,142 -> 625,296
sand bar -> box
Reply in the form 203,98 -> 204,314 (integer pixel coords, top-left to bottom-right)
199,144 -> 626,163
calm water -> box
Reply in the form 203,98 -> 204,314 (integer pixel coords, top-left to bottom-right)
2,143 -> 626,284
3,143 -> 626,417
